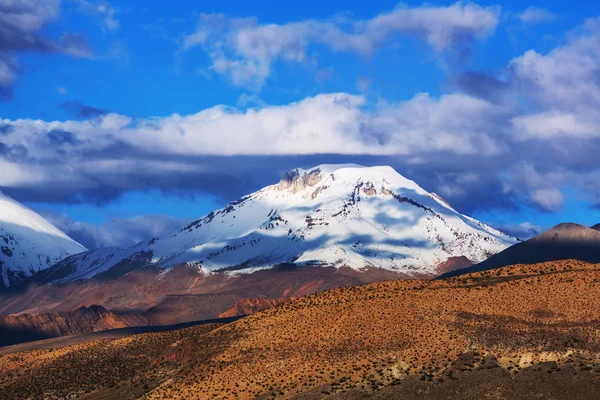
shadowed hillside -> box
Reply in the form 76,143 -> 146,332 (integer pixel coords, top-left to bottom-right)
441,223 -> 600,278
0,305 -> 150,347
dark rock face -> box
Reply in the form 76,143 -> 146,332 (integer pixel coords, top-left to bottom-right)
278,169 -> 300,190
304,168 -> 322,187
592,224 -> 600,231
442,223 -> 600,278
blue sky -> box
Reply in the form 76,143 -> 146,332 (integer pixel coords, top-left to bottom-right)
1,0 -> 600,249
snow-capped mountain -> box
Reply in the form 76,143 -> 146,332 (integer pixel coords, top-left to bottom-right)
47,165 -> 516,283
0,192 -> 87,287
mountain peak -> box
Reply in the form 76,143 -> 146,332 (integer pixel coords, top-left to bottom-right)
277,164 -> 425,198
534,223 -> 600,242
43,165 -> 516,283
592,224 -> 600,231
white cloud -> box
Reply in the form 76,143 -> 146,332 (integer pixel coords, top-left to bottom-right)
0,92 -> 507,164
518,7 -> 556,25
511,111 -> 600,139
510,19 -> 600,140
530,188 -> 565,212
183,2 -> 500,89
367,92 -> 508,156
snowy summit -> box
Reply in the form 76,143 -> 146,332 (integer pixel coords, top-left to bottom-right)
0,192 -> 87,287
46,165 -> 517,282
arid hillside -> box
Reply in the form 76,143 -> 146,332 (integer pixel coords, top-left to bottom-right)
2,260 -> 600,399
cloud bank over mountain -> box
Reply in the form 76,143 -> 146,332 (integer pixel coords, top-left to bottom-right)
2,16 -> 600,214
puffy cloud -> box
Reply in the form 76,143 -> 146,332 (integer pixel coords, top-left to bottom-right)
509,19 -> 600,140
183,2 -> 500,89
0,87 -> 581,215
518,7 -> 556,25
42,212 -> 190,249
0,92 -> 509,168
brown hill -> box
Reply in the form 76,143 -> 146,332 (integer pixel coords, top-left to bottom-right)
592,223 -> 600,231
0,264 -> 402,325
3,260 -> 600,399
0,305 -> 150,347
441,223 -> 600,278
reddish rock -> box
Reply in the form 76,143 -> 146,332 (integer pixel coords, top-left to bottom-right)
0,305 -> 150,346
219,297 -> 293,318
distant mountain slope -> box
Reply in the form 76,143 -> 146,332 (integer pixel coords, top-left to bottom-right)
0,192 -> 86,287
441,223 -> 600,278
0,305 -> 149,347
39,164 -> 516,285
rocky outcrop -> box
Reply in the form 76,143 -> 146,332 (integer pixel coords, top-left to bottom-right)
277,168 -> 322,193
362,182 -> 376,196
0,305 -> 150,346
219,297 -> 294,318
435,256 -> 473,275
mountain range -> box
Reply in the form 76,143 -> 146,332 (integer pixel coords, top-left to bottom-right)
0,165 -> 517,321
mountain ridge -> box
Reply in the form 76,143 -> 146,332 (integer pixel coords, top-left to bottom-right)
0,192 -> 86,287
440,222 -> 600,278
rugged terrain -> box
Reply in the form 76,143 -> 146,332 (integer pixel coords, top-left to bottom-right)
2,259 -> 600,399
0,191 -> 86,288
443,222 -> 600,277
0,264 -> 400,323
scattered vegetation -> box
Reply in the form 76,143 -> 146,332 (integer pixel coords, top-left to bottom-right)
3,260 -> 600,399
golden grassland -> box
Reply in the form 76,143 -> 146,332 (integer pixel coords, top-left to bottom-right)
3,260 -> 600,399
